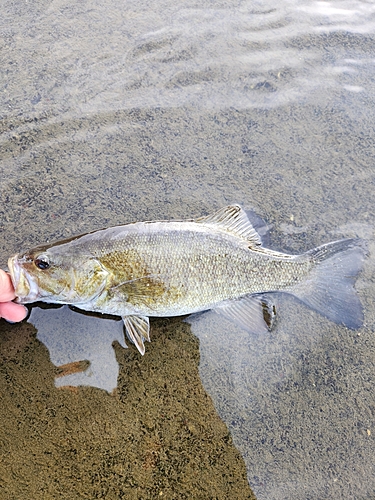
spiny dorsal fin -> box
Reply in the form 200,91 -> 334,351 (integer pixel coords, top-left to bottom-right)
195,205 -> 262,247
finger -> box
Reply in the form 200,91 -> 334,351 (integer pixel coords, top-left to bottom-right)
0,301 -> 28,322
0,270 -> 16,302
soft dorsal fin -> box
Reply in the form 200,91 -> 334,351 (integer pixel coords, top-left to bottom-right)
195,205 -> 262,247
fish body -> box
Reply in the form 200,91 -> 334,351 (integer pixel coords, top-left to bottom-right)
8,205 -> 365,354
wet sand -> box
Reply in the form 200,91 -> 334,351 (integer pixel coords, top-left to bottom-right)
0,316 -> 255,499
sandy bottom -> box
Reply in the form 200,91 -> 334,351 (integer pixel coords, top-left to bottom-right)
0,316 -> 255,499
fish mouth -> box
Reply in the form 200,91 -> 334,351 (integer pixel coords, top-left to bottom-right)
8,255 -> 40,303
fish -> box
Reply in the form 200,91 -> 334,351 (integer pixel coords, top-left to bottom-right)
8,205 -> 366,355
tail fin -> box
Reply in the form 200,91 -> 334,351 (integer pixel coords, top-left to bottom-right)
291,239 -> 366,329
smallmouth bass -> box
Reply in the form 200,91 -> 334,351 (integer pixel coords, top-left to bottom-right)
8,205 -> 365,355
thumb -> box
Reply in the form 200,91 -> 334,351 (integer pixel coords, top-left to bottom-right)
0,269 -> 16,302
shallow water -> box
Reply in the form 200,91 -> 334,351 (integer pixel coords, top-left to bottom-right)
1,0 -> 375,498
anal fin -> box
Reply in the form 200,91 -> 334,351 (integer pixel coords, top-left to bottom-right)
122,315 -> 150,355
213,294 -> 277,334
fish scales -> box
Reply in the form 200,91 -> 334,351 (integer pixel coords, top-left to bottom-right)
66,225 -> 312,316
8,205 -> 366,355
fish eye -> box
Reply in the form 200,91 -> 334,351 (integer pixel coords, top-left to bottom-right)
35,257 -> 50,270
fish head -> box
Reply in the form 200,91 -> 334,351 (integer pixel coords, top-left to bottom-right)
8,246 -> 109,305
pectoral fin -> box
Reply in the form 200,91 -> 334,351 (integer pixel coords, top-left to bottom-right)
122,315 -> 150,355
213,294 -> 277,334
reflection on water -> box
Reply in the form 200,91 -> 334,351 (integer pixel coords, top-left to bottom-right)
29,306 -> 126,392
2,0 -> 375,497
1,0 -> 374,115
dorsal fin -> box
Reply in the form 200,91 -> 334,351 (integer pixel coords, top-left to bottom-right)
195,204 -> 262,247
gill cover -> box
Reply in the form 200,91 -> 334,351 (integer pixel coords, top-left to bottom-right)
8,251 -> 109,305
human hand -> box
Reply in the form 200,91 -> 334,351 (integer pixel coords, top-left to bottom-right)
0,269 -> 28,322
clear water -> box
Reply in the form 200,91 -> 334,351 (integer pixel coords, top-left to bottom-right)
1,0 -> 375,498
